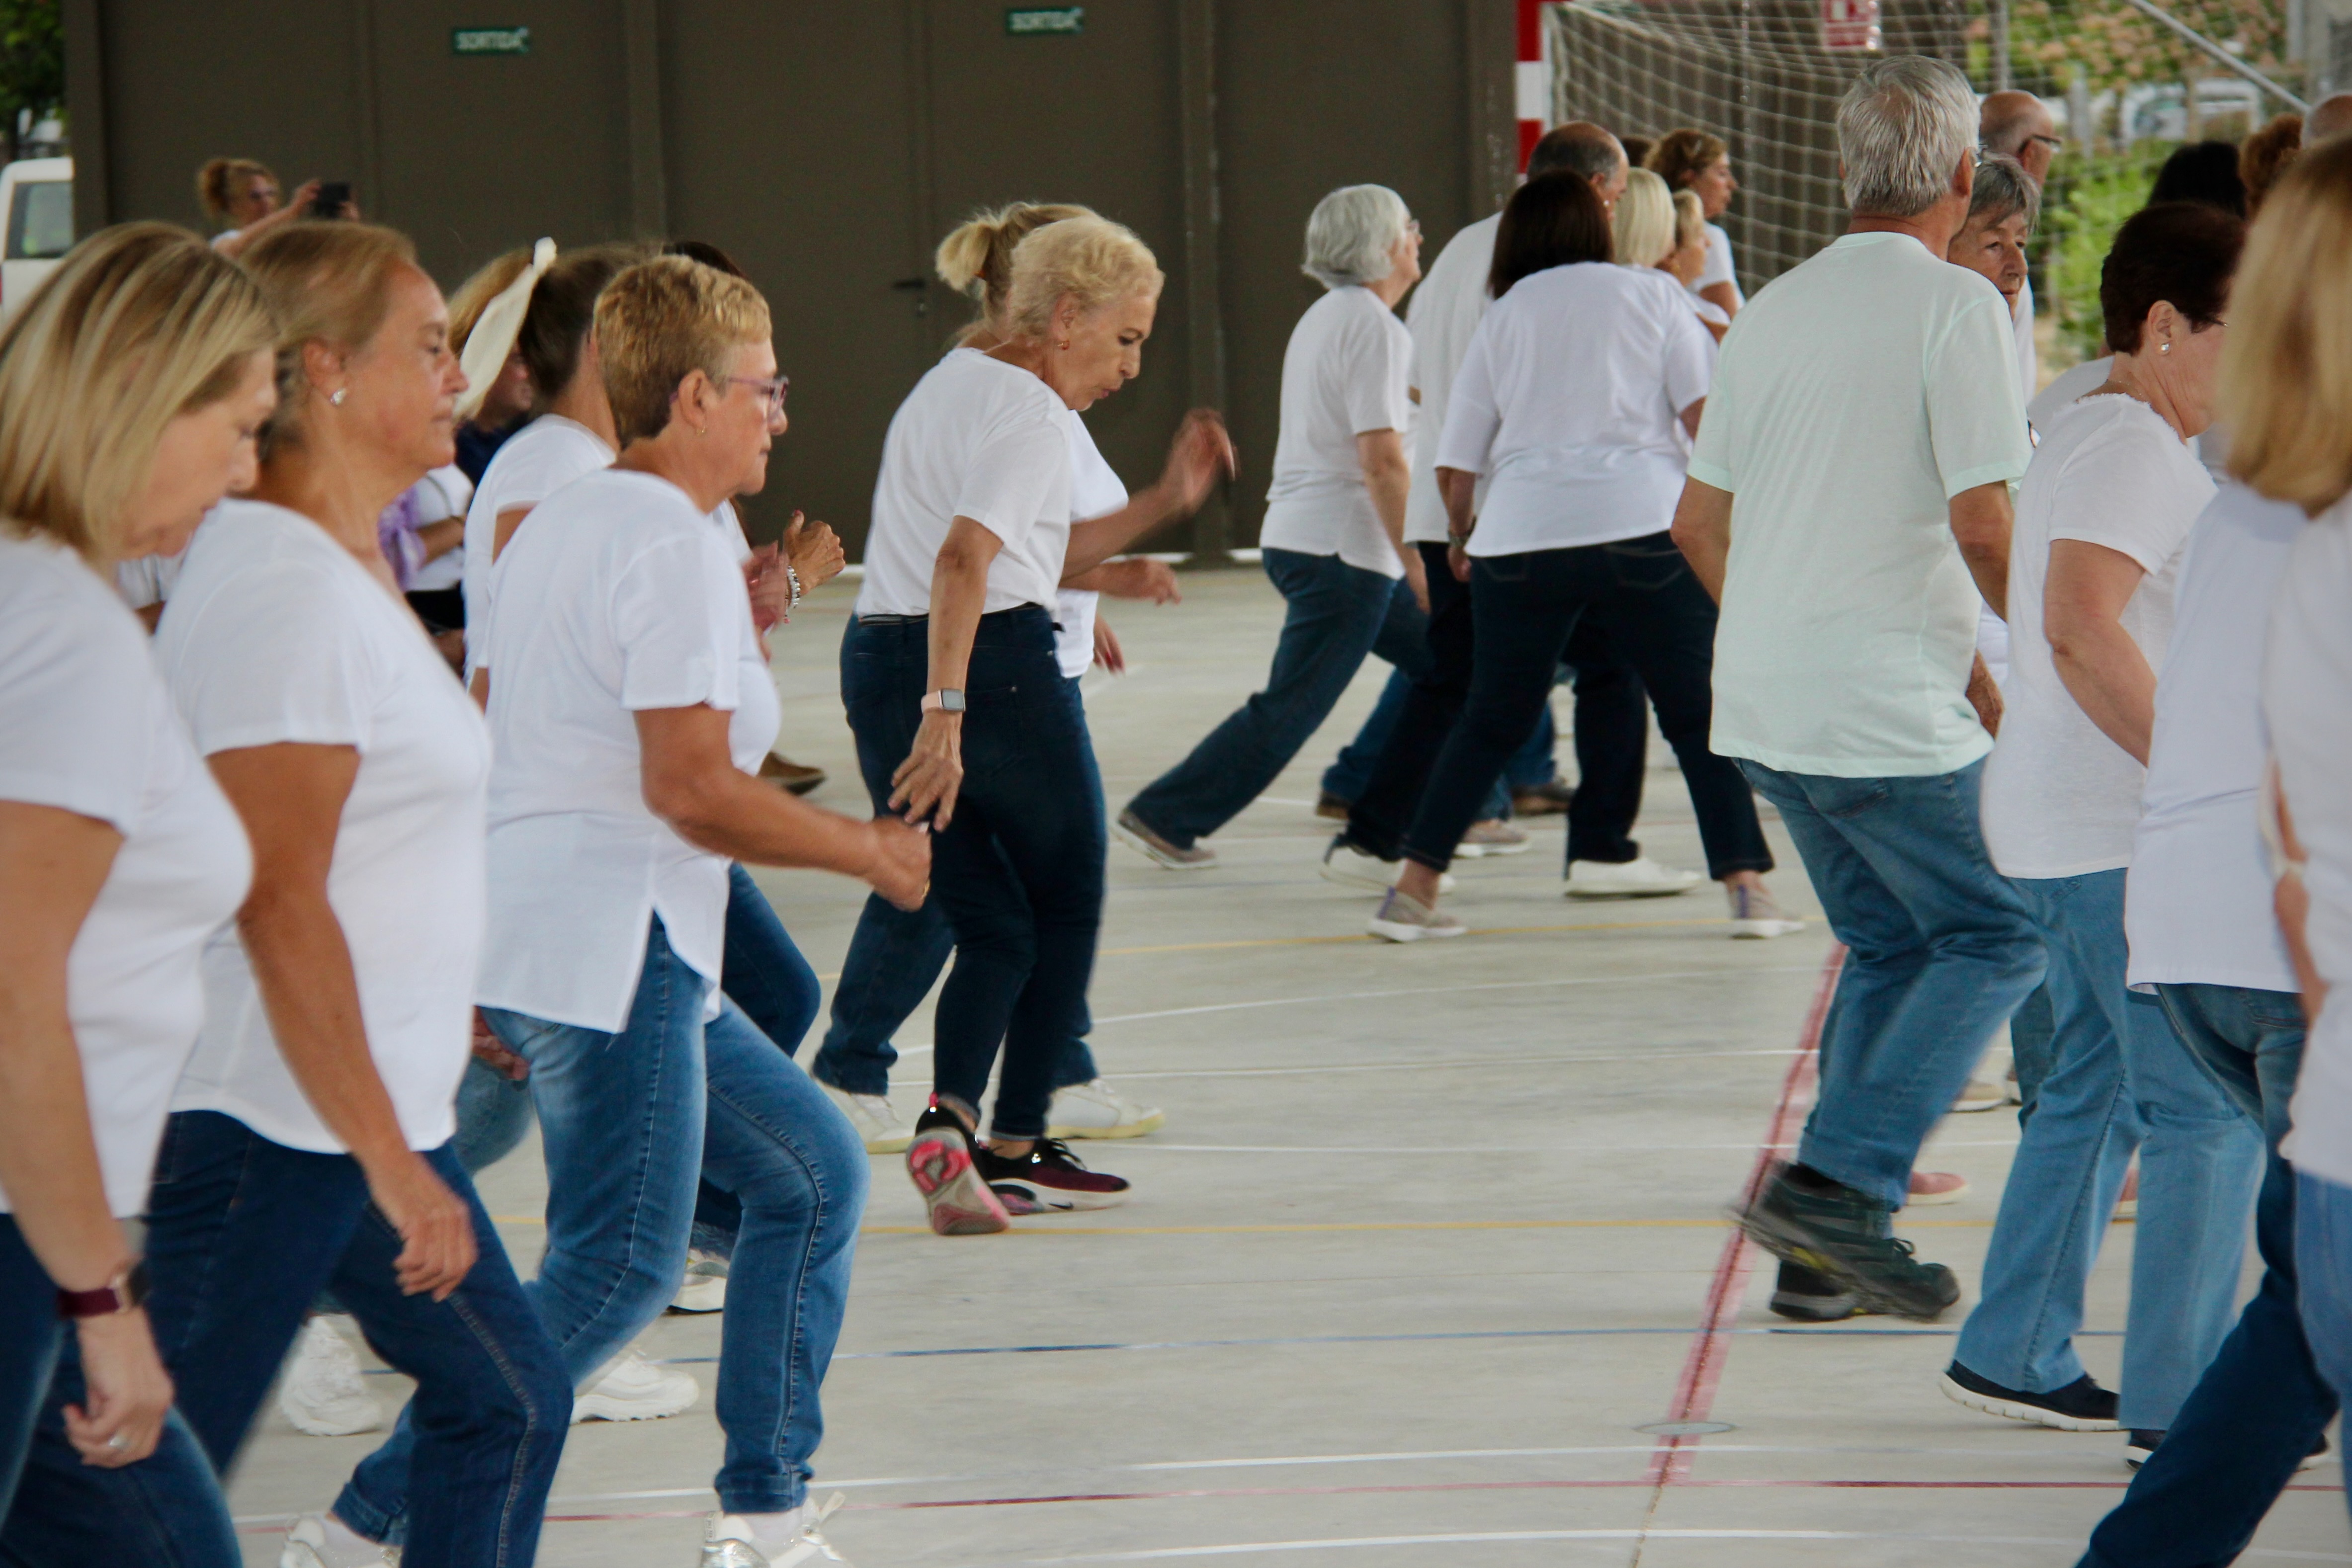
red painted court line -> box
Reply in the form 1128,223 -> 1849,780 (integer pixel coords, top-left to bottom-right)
1644,946 -> 1842,1488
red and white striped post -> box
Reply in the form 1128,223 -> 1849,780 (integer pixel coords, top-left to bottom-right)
1516,0 -> 1552,171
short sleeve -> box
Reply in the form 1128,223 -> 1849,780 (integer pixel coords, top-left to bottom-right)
2048,425 -> 2204,575
1925,291 -> 2030,497
951,405 -> 1068,551
1698,226 -> 1739,294
1339,310 -> 1412,436
611,534 -> 741,713
1659,293 -> 1716,416
1687,336 -> 1740,492
416,466 -> 473,522
1434,317 -> 1502,475
0,600 -> 151,830
170,560 -> 379,756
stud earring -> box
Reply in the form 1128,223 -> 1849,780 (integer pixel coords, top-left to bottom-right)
2159,341 -> 2171,354
329,388 -> 347,406
1059,339 -> 1071,351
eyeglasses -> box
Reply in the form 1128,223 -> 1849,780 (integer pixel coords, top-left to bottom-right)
727,374 -> 790,419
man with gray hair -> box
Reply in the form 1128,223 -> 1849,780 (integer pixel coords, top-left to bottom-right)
1672,56 -> 2045,1324
1979,89 -> 2059,400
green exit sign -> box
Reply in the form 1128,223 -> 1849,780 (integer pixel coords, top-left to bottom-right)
1006,7 -> 1084,35
452,26 -> 531,56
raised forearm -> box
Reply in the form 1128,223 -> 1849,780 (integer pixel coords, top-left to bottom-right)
657,766 -> 892,874
1063,490 -> 1179,581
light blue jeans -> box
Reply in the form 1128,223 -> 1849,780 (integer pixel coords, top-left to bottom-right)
2294,1170 -> 2352,1537
359,918 -> 868,1515
1955,870 -> 2262,1430
1737,758 -> 2045,1209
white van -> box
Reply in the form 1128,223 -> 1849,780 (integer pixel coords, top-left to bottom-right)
0,157 -> 73,319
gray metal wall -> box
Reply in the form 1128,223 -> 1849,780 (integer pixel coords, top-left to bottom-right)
67,0 -> 1515,554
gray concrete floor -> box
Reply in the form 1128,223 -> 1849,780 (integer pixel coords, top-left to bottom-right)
224,569 -> 2344,1566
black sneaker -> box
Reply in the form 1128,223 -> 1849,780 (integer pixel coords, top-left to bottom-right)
1730,1163 -> 1962,1320
974,1138 -> 1131,1213
1768,1259 -> 1866,1323
2124,1429 -> 2164,1469
1938,1361 -> 2120,1431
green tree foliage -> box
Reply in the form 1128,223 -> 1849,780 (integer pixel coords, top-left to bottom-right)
2040,142 -> 2173,358
2005,0 -> 2286,99
0,0 -> 62,159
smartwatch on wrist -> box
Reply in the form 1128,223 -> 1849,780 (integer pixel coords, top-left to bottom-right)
921,689 -> 967,715
58,1259 -> 149,1320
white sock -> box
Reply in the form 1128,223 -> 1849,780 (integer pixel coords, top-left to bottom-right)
739,1507 -> 810,1550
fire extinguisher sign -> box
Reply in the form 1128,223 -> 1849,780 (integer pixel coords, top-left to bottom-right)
1820,0 -> 1882,52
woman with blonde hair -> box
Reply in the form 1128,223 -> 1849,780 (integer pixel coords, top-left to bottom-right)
1663,190 -> 1730,339
810,202 -> 1207,1154
866,215 -> 1229,1235
0,223 -> 272,1563
52,220 -> 575,1568
1612,166 -> 1677,269
365,254 -> 926,1568
1646,128 -> 1742,318
446,246 -> 538,484
195,157 -> 342,260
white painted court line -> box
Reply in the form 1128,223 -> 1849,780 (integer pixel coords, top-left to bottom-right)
1111,1047 -> 1804,1080
1092,964 -> 1823,1027
1024,1530 -> 2096,1563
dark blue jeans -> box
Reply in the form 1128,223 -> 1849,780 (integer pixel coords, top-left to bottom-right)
3,1116 -> 567,1565
840,607 -> 1105,1140
1403,535 -> 1770,879
1739,757 -> 2045,1210
813,664 -> 1099,1103
0,1220 -> 239,1566
2080,983 -> 2323,1568
1126,548 -> 1429,850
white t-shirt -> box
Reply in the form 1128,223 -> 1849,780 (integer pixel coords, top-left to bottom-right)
859,348 -> 1074,619
0,535 -> 251,1216
405,465 -> 474,593
1688,222 -> 1744,307
1980,396 -> 2210,878
477,468 -> 779,1033
157,501 -> 489,1154
1404,212 -> 1501,546
2013,277 -> 2038,408
1054,413 -> 1130,680
1691,232 -> 2029,778
2268,501 -> 2352,1184
2125,482 -> 2303,993
2029,356 -> 2110,437
115,545 -> 187,612
461,414 -> 614,676
1437,263 -> 1712,557
1258,286 -> 1414,577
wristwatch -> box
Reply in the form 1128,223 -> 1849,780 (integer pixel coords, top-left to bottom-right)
920,689 -> 967,715
57,1259 -> 149,1320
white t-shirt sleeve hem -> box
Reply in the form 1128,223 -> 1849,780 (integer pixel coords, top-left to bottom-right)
1685,457 -> 1734,491
1942,457 -> 2026,497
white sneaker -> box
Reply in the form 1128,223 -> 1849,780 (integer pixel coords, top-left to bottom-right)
1950,1078 -> 2008,1114
1047,1078 -> 1166,1139
1368,887 -> 1468,943
1565,856 -> 1703,899
1727,882 -> 1806,938
672,1247 -> 729,1313
574,1344 -> 697,1423
1319,838 -> 1455,893
701,1493 -> 852,1567
820,1081 -> 913,1155
1453,819 -> 1532,858
277,1316 -> 384,1437
279,1513 -> 400,1568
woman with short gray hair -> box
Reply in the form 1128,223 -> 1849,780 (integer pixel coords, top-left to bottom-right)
1117,183 -> 1428,869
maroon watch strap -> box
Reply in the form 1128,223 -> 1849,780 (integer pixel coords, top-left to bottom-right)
56,1260 -> 147,1319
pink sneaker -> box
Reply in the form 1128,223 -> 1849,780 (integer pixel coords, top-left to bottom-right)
905,1106 -> 1009,1236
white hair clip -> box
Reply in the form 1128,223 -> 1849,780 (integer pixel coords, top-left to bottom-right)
452,237 -> 557,422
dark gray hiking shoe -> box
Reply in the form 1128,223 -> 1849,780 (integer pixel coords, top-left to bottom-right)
1730,1162 -> 1961,1321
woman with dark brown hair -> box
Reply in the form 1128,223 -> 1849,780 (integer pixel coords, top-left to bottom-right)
1646,127 -> 1742,319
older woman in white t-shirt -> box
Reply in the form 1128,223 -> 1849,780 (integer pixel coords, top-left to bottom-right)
1117,184 -> 1424,869
0,226 -> 271,1559
1949,202 -> 2261,1457
1647,129 -> 1743,321
1373,170 -> 1791,941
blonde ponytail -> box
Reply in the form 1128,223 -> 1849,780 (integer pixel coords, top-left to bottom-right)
934,202 -> 1098,338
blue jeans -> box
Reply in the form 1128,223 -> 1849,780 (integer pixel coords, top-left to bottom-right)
431,917 -> 862,1516
1956,874 -> 2261,1429
812,671 -> 1100,1103
5,1115 -> 567,1565
2295,1172 -> 2352,1540
1322,669 -> 1516,822
1738,758 -> 2044,1210
840,609 -> 1105,1139
2082,983 -> 2323,1568
1126,548 -> 1428,849
0,1219 -> 238,1565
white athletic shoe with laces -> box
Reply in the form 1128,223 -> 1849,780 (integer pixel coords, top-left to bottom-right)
1047,1078 -> 1165,1139
1727,883 -> 1807,939
700,1493 -> 852,1567
573,1344 -> 697,1423
671,1247 -> 729,1313
819,1082 -> 913,1155
277,1316 -> 384,1437
1453,818 -> 1532,857
1368,887 -> 1468,943
279,1513 -> 400,1568
1565,856 -> 1704,899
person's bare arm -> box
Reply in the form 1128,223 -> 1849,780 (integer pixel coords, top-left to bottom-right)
205,743 -> 475,1301
2273,786 -> 2329,1016
1966,653 -> 2004,737
888,519 -> 998,828
1699,281 -> 1740,320
1679,397 -> 1706,442
1357,428 -> 1425,611
417,517 -> 463,565
1949,480 -> 2015,622
211,182 -> 318,260
1669,478 -> 1734,603
2044,538 -> 2155,765
1438,466 -> 1477,582
491,504 -> 534,563
1066,558 -> 1181,603
633,707 -> 929,906
1062,410 -> 1235,580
